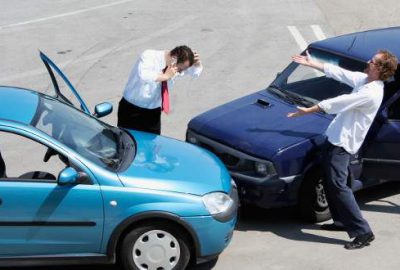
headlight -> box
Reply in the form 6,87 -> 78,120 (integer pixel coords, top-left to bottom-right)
254,161 -> 276,177
230,179 -> 237,189
202,192 -> 234,215
186,131 -> 199,145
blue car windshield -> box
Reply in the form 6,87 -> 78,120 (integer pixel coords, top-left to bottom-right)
269,48 -> 366,106
32,96 -> 135,171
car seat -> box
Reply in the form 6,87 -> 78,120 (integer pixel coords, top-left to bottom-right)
18,171 -> 56,180
0,151 -> 6,178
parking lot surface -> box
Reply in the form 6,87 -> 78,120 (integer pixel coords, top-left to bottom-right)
1,1 -> 400,269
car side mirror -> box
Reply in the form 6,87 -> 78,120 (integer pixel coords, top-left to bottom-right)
57,167 -> 79,186
94,102 -> 113,118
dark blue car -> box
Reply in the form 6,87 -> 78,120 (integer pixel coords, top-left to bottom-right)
186,27 -> 400,222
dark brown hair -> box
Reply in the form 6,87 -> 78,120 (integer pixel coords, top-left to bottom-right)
375,50 -> 398,81
170,45 -> 194,66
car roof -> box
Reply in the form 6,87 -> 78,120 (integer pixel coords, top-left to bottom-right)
0,87 -> 40,125
309,27 -> 400,63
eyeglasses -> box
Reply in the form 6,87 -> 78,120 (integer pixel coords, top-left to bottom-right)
368,59 -> 378,66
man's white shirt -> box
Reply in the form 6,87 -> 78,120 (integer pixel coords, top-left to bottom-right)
318,63 -> 384,154
123,50 -> 203,109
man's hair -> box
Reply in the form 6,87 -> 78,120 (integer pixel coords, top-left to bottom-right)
376,50 -> 398,81
170,45 -> 194,66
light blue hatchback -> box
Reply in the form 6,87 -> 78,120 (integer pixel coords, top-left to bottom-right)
0,52 -> 237,270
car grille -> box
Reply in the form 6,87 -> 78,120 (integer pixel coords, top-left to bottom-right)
199,142 -> 240,167
186,130 -> 275,181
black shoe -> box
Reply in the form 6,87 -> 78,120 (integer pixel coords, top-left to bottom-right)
320,223 -> 346,231
344,232 -> 375,250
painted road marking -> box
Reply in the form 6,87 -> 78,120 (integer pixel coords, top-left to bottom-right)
287,26 -> 308,51
311,24 -> 327,40
0,0 -> 134,30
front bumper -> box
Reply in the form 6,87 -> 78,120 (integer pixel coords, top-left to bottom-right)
182,186 -> 238,262
186,129 -> 303,208
181,215 -> 236,262
235,174 -> 302,208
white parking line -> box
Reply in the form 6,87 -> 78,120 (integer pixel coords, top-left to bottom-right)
287,26 -> 307,51
311,24 -> 327,40
0,0 -> 135,30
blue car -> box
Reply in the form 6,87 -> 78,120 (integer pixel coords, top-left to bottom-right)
187,27 -> 400,222
0,52 -> 237,270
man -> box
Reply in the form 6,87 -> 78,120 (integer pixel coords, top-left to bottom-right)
287,50 -> 398,249
118,45 -> 203,134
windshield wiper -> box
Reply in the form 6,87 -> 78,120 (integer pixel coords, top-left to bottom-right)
268,85 -> 295,104
284,91 -> 315,107
269,85 -> 315,107
113,129 -> 126,170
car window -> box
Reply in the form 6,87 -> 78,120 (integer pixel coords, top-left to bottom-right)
270,48 -> 366,104
41,52 -> 90,114
388,96 -> 400,120
0,131 -> 66,182
31,96 -> 131,171
50,67 -> 87,112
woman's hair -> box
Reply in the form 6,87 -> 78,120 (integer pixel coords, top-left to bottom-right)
376,50 -> 398,81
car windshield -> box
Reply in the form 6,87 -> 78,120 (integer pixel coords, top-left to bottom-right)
269,48 -> 366,106
31,96 -> 135,171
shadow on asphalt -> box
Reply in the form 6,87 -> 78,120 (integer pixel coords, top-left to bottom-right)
1,259 -> 218,270
236,181 -> 400,246
2,182 -> 400,270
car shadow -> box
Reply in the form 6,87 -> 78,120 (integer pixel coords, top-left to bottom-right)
0,259 -> 217,270
236,205 -> 346,246
236,181 -> 400,246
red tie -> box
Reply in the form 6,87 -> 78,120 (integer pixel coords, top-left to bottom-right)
161,67 -> 170,114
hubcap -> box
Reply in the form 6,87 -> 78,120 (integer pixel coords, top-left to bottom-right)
315,180 -> 328,208
133,230 -> 180,270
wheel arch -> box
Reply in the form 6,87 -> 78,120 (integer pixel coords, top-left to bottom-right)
297,164 -> 330,223
106,211 -> 201,263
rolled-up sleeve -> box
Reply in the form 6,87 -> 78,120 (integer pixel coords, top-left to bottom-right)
324,63 -> 367,88
318,91 -> 371,114
137,51 -> 159,83
182,64 -> 203,78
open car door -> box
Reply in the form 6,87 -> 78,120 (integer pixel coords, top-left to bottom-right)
40,51 -> 91,115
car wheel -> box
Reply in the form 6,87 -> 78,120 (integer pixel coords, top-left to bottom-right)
120,221 -> 191,270
299,173 -> 331,223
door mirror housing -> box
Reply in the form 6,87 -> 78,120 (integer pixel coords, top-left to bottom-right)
94,102 -> 113,118
57,167 -> 79,185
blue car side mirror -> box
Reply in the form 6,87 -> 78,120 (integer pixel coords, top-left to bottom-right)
94,102 -> 113,118
58,167 -> 79,186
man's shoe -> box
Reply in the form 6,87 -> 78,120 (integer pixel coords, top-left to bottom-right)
344,232 -> 375,250
320,223 -> 346,231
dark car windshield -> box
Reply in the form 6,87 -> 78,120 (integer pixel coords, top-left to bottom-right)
269,48 -> 366,106
31,96 -> 135,171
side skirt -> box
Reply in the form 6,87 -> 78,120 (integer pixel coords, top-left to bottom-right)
0,253 -> 113,267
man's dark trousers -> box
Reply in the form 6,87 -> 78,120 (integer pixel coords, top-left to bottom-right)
322,141 -> 372,238
117,98 -> 161,135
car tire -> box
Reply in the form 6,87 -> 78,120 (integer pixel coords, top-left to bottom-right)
120,221 -> 191,270
299,173 -> 331,223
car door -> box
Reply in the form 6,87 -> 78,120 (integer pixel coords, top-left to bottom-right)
362,88 -> 400,183
0,129 -> 104,256
40,51 -> 91,114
